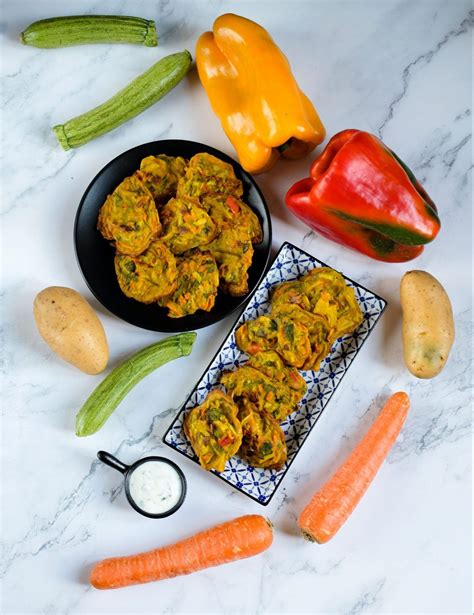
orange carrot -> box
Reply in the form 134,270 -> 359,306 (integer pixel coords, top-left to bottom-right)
299,391 -> 410,544
90,514 -> 272,590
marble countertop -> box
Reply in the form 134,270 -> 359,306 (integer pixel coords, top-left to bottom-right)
2,1 -> 472,613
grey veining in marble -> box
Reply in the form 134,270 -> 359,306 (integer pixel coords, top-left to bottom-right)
1,1 -> 472,613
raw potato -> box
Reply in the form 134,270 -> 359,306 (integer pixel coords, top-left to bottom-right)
33,287 -> 109,375
400,271 -> 455,379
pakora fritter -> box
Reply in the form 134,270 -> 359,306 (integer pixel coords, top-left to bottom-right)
271,304 -> 332,371
271,280 -> 311,311
114,240 -> 177,304
274,315 -> 312,368
203,195 -> 263,243
159,251 -> 219,318
220,365 -> 296,423
160,197 -> 217,255
184,389 -> 242,472
97,175 -> 160,256
300,267 -> 363,338
235,315 -> 278,355
238,399 -> 287,470
199,195 -> 263,296
135,155 -> 187,205
201,227 -> 254,296
177,152 -> 243,201
247,351 -> 307,405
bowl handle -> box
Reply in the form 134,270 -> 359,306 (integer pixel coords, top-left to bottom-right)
97,450 -> 129,474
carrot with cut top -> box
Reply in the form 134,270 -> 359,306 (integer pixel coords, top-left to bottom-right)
90,514 -> 272,589
299,391 -> 410,544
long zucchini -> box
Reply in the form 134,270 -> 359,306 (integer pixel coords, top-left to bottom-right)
75,332 -> 197,437
21,15 -> 158,48
53,50 -> 192,150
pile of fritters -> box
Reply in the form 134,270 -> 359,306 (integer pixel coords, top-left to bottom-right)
185,268 -> 363,473
185,351 -> 305,472
97,153 -> 263,318
236,267 -> 363,371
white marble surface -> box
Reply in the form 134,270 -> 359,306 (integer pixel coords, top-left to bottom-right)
1,1 -> 472,613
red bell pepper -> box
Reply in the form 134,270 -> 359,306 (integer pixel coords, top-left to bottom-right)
285,129 -> 440,262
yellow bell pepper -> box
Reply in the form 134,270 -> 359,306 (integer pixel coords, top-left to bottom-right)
196,14 -> 325,174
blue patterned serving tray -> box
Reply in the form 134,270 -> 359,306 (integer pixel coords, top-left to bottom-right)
163,242 -> 387,505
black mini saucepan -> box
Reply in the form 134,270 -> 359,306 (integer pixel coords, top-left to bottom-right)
97,451 -> 187,519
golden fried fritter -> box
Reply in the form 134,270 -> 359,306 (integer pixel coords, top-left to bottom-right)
271,280 -> 311,311
97,175 -> 160,256
184,389 -> 242,472
300,267 -> 363,337
198,195 -> 262,296
235,315 -> 278,355
247,351 -> 307,405
238,399 -> 287,470
275,315 -> 311,368
202,228 -> 254,296
159,251 -> 219,318
271,303 -> 332,371
203,195 -> 263,243
135,155 -> 187,205
177,152 -> 243,201
114,240 -> 177,304
160,197 -> 217,255
220,365 -> 295,422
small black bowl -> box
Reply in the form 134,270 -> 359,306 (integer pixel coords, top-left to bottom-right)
74,140 -> 272,332
97,451 -> 187,519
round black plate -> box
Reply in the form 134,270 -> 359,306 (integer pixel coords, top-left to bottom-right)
74,140 -> 272,332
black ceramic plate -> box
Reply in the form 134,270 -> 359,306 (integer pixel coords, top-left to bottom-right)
74,140 -> 272,332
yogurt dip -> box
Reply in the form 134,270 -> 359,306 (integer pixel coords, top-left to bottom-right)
128,460 -> 183,515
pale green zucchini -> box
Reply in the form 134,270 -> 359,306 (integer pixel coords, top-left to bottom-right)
53,50 -> 192,150
20,15 -> 158,48
75,332 -> 197,437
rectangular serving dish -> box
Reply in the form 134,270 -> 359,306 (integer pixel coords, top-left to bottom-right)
163,242 -> 387,505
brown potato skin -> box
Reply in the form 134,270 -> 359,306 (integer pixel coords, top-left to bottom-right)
400,271 -> 455,379
33,287 -> 109,375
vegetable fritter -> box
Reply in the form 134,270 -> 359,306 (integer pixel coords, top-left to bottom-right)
202,228 -> 254,296
97,175 -> 160,256
275,315 -> 311,368
235,315 -> 278,355
220,365 -> 296,422
184,389 -> 242,472
271,280 -> 311,311
247,351 -> 307,405
203,195 -> 263,243
161,197 -> 217,255
114,240 -> 177,303
159,251 -> 219,318
238,400 -> 287,470
177,152 -> 243,201
135,155 -> 187,205
271,304 -> 332,371
199,195 -> 262,296
301,267 -> 363,337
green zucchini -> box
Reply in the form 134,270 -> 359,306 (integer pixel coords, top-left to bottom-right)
20,15 -> 157,48
75,332 -> 197,437
53,50 -> 192,150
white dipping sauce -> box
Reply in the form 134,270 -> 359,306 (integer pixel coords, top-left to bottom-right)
128,461 -> 182,515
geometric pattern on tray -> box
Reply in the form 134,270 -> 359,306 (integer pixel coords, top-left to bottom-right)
163,242 -> 387,505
